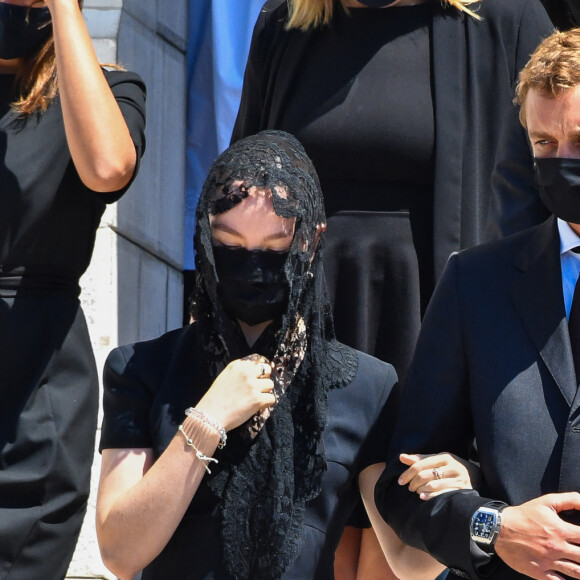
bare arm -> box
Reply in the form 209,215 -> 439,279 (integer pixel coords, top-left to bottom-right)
46,0 -> 137,192
359,463 -> 446,580
359,453 -> 480,579
96,357 -> 276,580
97,422 -> 219,580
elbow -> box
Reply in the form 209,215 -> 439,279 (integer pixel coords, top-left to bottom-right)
81,151 -> 137,193
99,544 -> 142,580
97,522 -> 143,580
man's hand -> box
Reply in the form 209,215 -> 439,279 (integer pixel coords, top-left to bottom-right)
495,493 -> 580,579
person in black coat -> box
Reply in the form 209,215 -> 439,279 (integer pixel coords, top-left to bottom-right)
0,1 -> 146,578
95,131 -> 477,580
232,1 -> 553,575
375,28 -> 580,580
233,0 -> 553,378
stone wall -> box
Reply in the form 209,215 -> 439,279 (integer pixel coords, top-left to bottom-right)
69,1 -> 188,577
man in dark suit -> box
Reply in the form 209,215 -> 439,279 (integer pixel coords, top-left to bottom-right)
375,28 -> 580,580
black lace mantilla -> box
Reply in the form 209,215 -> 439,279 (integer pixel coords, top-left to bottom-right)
190,131 -> 358,579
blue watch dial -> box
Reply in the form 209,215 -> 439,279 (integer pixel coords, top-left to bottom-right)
473,511 -> 497,539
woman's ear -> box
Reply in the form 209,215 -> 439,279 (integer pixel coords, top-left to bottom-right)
300,223 -> 326,253
313,223 -> 326,250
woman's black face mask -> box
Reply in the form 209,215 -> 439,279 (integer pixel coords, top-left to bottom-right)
0,4 -> 52,60
213,245 -> 290,326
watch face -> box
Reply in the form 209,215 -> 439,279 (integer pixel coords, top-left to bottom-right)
472,510 -> 497,539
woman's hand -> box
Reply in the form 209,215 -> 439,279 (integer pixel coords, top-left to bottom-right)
398,452 -> 481,500
195,355 -> 276,431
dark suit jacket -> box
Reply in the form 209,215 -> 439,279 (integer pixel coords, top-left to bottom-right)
375,216 -> 580,579
232,0 -> 552,278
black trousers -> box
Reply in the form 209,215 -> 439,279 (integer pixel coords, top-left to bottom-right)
0,295 -> 98,580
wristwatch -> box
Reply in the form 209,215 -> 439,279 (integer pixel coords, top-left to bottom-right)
470,501 -> 508,549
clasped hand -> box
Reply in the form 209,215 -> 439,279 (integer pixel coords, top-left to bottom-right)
196,355 -> 276,432
496,493 -> 580,580
398,452 -> 478,500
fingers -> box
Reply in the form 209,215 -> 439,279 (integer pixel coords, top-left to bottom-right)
415,478 -> 466,500
543,492 -> 580,514
552,559 -> 580,580
398,452 -> 474,497
258,391 -> 276,409
399,453 -> 423,466
238,355 -> 273,380
398,453 -> 453,486
257,363 -> 271,379
260,378 -> 275,393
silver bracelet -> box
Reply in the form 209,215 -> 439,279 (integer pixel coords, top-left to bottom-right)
185,407 -> 227,449
178,424 -> 219,474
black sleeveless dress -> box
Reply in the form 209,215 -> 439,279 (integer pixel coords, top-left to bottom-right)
0,70 -> 145,579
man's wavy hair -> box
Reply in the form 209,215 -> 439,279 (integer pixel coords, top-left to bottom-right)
286,0 -> 481,30
515,28 -> 580,128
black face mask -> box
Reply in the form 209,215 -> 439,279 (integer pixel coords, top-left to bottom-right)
355,0 -> 400,6
213,245 -> 290,326
0,4 -> 52,60
535,157 -> 580,224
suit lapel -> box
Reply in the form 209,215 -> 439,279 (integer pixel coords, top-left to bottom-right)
509,217 -> 576,406
431,5 -> 465,279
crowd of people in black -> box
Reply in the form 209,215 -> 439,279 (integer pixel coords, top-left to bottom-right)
2,1 -> 580,579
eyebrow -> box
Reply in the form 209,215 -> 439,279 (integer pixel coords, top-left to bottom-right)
527,130 -> 554,140
211,222 -> 293,241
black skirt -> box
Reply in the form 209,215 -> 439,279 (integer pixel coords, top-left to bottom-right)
324,208 -> 433,379
0,295 -> 98,580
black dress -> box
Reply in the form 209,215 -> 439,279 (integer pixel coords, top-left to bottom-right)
99,323 -> 398,579
0,70 -> 146,579
232,0 -> 554,378
278,4 -> 434,376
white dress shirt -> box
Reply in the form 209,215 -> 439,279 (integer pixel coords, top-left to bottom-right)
558,218 -> 580,320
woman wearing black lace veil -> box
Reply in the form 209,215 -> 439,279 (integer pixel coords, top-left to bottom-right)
96,131 -> 472,580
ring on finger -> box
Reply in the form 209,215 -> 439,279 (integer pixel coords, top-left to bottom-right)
258,363 -> 267,378
432,467 -> 443,480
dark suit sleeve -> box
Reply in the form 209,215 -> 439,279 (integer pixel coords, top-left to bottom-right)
487,0 -> 553,240
374,254 -> 499,579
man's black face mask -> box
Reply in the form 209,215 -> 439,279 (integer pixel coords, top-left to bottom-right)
535,157 -> 580,224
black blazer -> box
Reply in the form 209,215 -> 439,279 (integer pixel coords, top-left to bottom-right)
232,0 -> 553,278
375,216 -> 580,579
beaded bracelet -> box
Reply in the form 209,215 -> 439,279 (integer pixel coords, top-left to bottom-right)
178,424 -> 219,474
185,407 -> 227,449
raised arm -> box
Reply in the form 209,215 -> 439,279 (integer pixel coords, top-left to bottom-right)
46,0 -> 138,192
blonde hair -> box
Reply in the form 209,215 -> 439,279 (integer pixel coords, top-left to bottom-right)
286,0 -> 481,31
515,28 -> 580,127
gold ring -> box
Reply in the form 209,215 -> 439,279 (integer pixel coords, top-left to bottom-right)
433,468 -> 443,480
